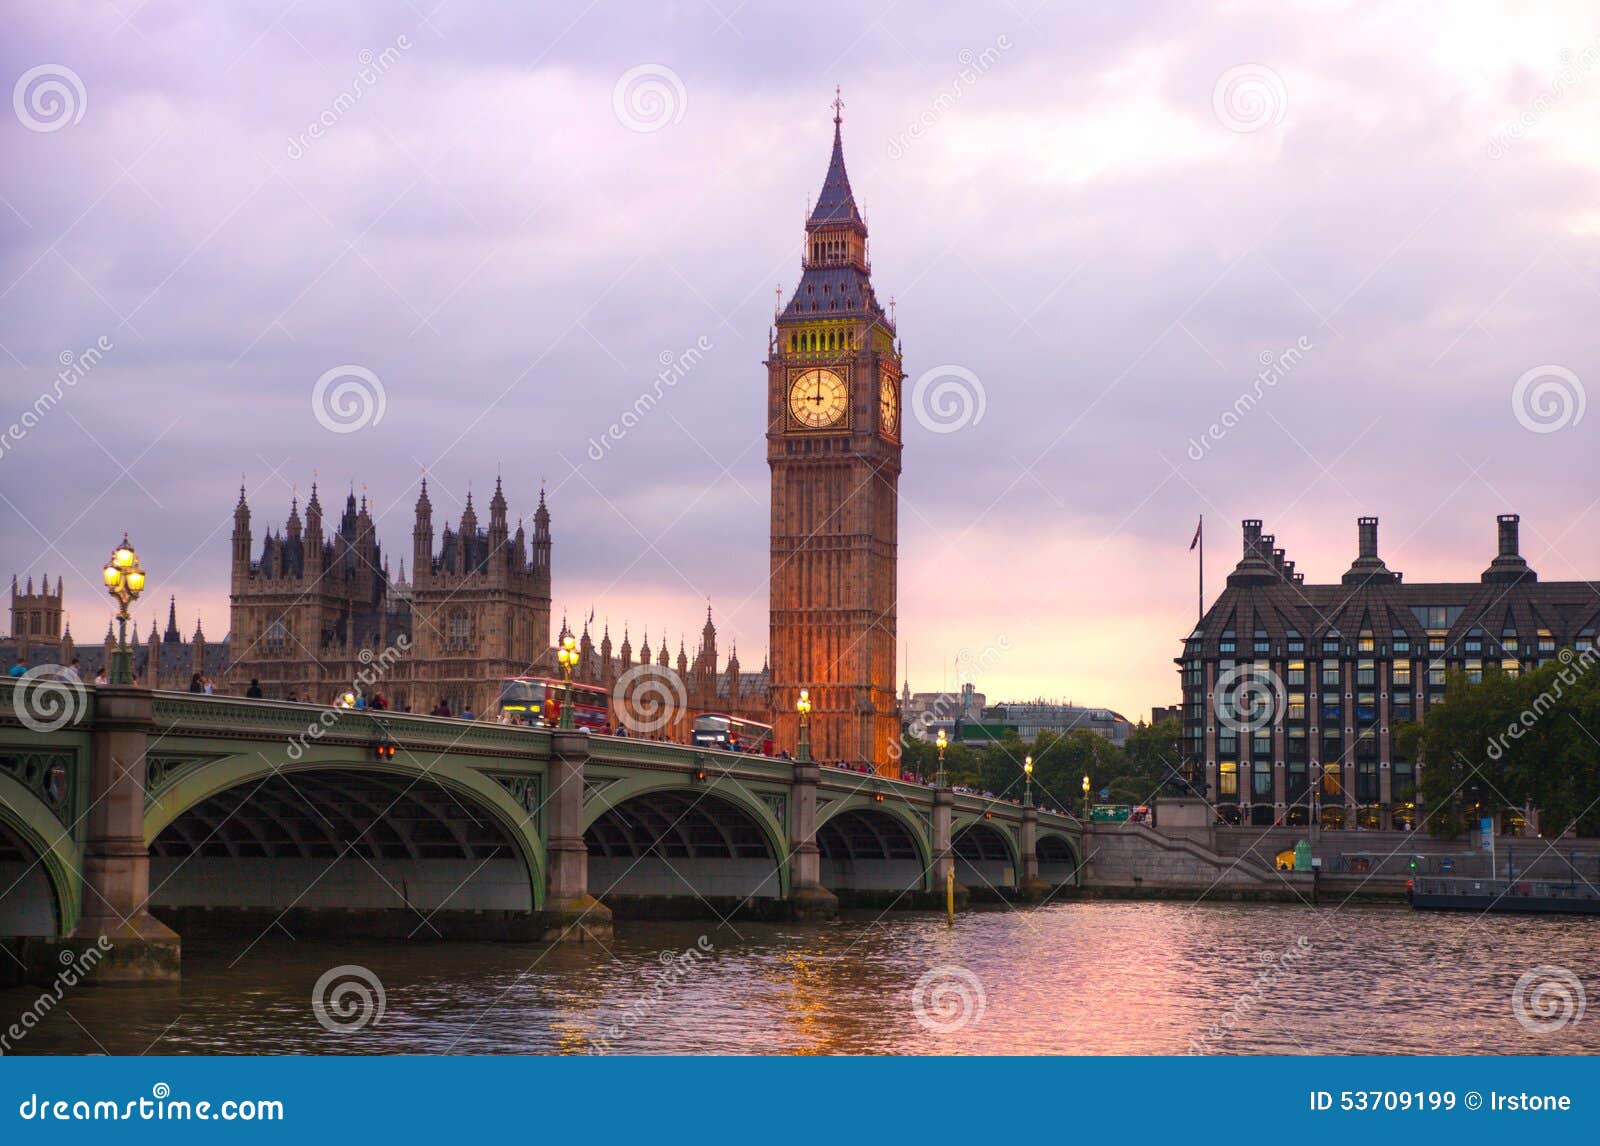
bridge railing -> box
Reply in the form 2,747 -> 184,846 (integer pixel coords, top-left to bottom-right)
149,691 -> 553,758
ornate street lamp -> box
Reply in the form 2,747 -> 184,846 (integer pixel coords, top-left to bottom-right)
1081,773 -> 1092,819
935,727 -> 948,789
556,633 -> 579,729
101,534 -> 146,685
796,688 -> 812,764
1023,755 -> 1034,807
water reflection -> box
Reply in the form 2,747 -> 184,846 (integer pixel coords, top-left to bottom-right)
3,902 -> 1596,1055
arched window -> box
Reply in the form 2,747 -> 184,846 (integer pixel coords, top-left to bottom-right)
448,608 -> 470,651
265,619 -> 287,651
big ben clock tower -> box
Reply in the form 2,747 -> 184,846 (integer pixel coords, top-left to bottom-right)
768,94 -> 902,774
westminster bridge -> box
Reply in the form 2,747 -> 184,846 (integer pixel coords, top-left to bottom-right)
0,684 -> 1083,982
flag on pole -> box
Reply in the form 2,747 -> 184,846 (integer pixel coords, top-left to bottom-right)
1189,518 -> 1202,551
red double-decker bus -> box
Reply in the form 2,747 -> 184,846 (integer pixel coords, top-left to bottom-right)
498,677 -> 610,730
691,713 -> 775,755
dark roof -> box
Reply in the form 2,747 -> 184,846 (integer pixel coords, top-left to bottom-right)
807,121 -> 863,229
1186,519 -> 1600,659
780,264 -> 886,323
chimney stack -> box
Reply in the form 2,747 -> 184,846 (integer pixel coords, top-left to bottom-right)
1358,516 -> 1379,560
1342,515 -> 1398,586
1482,513 -> 1536,584
1497,514 -> 1520,558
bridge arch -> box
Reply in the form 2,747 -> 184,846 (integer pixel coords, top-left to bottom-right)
1036,830 -> 1082,887
144,753 -> 546,927
815,798 -> 932,894
0,772 -> 80,937
584,779 -> 788,902
951,816 -> 1020,892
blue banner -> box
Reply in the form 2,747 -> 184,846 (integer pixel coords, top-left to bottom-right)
2,1057 -> 1594,1141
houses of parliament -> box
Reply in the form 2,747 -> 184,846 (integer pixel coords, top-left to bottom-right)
2,104 -> 908,770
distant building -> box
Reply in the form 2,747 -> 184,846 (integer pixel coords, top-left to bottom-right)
1180,514 -> 1599,830
1150,704 -> 1182,725
978,700 -> 1134,747
2,576 -> 223,689
899,682 -> 985,740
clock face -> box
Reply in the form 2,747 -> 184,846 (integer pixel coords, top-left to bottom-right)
879,371 -> 899,436
789,368 -> 848,429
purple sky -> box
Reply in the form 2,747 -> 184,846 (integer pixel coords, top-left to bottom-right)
2,1 -> 1596,718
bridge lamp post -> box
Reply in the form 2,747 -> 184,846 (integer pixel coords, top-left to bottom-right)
796,689 -> 812,764
935,728 -> 948,789
556,634 -> 578,729
101,534 -> 146,686
1081,773 -> 1091,819
1023,755 -> 1034,807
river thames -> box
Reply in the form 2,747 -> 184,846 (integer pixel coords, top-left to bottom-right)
5,902 -> 1596,1055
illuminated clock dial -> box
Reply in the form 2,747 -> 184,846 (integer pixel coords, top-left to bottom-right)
789,368 -> 848,429
879,372 -> 899,436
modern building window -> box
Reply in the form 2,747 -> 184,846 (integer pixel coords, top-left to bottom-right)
1254,629 -> 1269,654
1321,660 -> 1340,687
1427,664 -> 1446,687
1356,660 -> 1376,686
1464,630 -> 1482,654
1466,659 -> 1482,684
1253,761 -> 1273,795
1287,631 -> 1304,654
1322,761 -> 1342,797
1219,761 -> 1238,796
1358,630 -> 1374,653
1538,630 -> 1555,654
1392,661 -> 1411,687
1287,660 -> 1306,686
1219,630 -> 1236,654
1288,692 -> 1307,721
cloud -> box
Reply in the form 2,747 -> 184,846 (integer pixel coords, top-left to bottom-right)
1,0 -> 1597,718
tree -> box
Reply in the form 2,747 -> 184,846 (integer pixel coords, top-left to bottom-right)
1414,650 -> 1600,838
